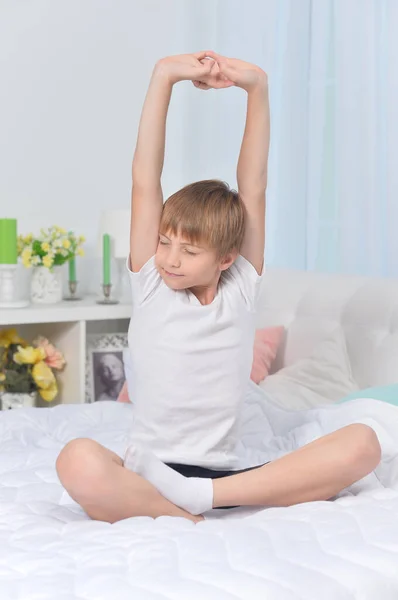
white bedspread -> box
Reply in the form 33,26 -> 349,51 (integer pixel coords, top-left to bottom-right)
1,383 -> 398,600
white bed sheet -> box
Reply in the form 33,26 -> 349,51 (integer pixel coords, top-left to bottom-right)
1,384 -> 398,600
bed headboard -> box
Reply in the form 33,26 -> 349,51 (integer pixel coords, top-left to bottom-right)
255,268 -> 398,388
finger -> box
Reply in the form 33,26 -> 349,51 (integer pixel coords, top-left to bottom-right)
198,61 -> 213,76
199,57 -> 216,70
213,80 -> 235,89
193,50 -> 213,60
193,80 -> 211,90
217,61 -> 236,81
208,58 -> 217,70
205,51 -> 233,76
205,50 -> 227,63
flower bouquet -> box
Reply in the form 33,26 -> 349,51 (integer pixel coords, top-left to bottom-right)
18,226 -> 85,269
17,226 -> 85,304
0,328 -> 66,403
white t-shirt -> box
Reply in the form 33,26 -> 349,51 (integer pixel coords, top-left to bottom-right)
127,254 -> 264,469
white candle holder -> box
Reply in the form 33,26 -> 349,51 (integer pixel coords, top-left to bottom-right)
0,265 -> 29,308
64,280 -> 82,301
96,283 -> 119,305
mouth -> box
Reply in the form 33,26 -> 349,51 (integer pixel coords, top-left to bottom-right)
163,269 -> 184,278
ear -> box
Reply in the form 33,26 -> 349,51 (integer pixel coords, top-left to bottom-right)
219,249 -> 239,271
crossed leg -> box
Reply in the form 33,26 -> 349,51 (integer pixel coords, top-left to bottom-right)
55,438 -> 202,524
212,424 -> 382,508
56,424 -> 381,522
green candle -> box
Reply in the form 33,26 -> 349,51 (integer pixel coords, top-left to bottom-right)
69,255 -> 76,282
0,218 -> 17,265
103,233 -> 111,285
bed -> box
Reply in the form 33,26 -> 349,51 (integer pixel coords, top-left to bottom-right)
1,267 -> 398,600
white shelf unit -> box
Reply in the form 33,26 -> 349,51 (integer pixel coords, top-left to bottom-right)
0,297 -> 132,406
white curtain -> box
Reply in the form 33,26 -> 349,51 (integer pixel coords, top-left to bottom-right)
188,0 -> 398,277
304,0 -> 398,277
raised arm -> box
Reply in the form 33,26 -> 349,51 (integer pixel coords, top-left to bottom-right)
205,53 -> 270,275
130,68 -> 171,272
130,53 -> 216,272
237,77 -> 269,275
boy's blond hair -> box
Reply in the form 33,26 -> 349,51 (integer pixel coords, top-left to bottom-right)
159,180 -> 246,258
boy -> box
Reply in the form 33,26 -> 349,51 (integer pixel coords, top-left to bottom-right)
56,51 -> 381,523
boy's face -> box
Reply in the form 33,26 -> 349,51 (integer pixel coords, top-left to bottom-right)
155,232 -> 235,291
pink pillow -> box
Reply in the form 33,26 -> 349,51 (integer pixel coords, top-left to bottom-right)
117,381 -> 130,403
117,325 -> 284,401
250,326 -> 285,384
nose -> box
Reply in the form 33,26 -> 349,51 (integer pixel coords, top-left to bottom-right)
167,247 -> 181,269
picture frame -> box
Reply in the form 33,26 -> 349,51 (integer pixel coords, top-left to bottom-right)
85,333 -> 128,403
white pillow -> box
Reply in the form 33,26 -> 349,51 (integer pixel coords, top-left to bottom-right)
122,347 -> 134,400
259,327 -> 359,410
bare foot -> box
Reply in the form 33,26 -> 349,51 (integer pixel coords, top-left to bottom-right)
193,515 -> 205,523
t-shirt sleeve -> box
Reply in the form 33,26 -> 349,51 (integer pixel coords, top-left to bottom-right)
226,254 -> 265,310
126,254 -> 162,305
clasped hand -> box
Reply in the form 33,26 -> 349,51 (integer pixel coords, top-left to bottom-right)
155,50 -> 267,92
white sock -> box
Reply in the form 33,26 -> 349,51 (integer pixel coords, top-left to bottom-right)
123,443 -> 214,515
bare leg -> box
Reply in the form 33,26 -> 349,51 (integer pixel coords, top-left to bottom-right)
56,438 -> 202,524
213,424 -> 382,508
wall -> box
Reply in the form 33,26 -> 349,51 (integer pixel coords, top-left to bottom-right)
0,0 -> 196,294
0,0 -> 284,296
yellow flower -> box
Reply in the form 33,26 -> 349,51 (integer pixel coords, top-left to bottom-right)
0,372 -> 5,392
39,381 -> 58,401
77,248 -> 84,257
0,372 -> 5,393
62,239 -> 71,249
14,345 -> 46,365
78,235 -> 85,243
32,361 -> 56,390
41,242 -> 50,252
56,226 -> 66,235
42,255 -> 54,268
0,328 -> 26,348
24,234 -> 33,244
21,248 -> 32,268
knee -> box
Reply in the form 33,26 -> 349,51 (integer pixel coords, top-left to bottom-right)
348,424 -> 382,472
56,438 -> 103,495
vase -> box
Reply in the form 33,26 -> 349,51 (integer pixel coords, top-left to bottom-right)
30,266 -> 63,304
0,391 -> 37,410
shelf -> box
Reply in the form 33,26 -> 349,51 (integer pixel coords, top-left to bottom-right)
0,297 -> 132,407
0,296 -> 132,326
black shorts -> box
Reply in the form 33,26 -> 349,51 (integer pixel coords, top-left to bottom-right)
166,462 -> 270,509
